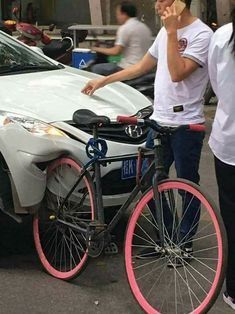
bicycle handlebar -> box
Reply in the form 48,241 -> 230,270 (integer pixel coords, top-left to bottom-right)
117,116 -> 206,134
117,116 -> 140,125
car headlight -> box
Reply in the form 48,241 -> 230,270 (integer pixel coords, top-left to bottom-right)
0,111 -> 67,137
136,106 -> 153,119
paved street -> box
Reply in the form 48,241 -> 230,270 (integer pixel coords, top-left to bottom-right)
0,107 -> 233,314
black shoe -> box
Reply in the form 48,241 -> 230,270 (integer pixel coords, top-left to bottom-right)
223,291 -> 235,310
183,246 -> 193,263
167,246 -> 193,268
136,244 -> 163,260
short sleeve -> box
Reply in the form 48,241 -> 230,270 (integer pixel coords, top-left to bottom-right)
148,28 -> 163,60
115,25 -> 129,47
208,33 -> 220,95
182,30 -> 213,67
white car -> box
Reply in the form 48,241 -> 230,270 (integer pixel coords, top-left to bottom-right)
0,31 -> 152,213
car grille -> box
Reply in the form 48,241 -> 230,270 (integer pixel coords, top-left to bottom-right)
68,122 -> 149,144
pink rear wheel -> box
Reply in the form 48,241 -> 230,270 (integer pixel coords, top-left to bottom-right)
33,157 -> 95,280
125,180 -> 227,313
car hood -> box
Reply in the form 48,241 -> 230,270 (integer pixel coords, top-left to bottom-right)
0,67 -> 152,123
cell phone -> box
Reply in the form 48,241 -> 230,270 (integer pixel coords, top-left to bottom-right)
171,0 -> 186,16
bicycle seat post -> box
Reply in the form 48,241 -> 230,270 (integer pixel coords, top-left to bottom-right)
92,124 -> 105,224
92,124 -> 98,140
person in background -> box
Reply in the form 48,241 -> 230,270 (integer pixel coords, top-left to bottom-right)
91,0 -> 152,76
82,0 -> 213,265
26,2 -> 36,24
208,1 -> 235,310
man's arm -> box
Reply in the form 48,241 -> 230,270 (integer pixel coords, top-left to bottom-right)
92,45 -> 123,56
82,53 -> 157,96
167,32 -> 199,82
162,6 -> 199,82
92,23 -> 125,57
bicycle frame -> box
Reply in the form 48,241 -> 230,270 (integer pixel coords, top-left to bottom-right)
57,126 -> 168,247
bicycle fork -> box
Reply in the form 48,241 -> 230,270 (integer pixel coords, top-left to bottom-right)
152,136 -> 167,248
152,136 -> 180,248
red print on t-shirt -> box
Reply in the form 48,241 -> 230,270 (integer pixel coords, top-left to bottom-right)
178,38 -> 188,53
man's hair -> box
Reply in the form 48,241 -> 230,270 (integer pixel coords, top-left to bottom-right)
229,7 -> 235,55
184,0 -> 192,9
119,1 -> 137,18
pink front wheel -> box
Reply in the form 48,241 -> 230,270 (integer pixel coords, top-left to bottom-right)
125,180 -> 227,314
33,157 -> 95,280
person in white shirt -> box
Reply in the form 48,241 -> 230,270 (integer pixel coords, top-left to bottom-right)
208,2 -> 235,310
82,0 -> 212,265
91,1 -> 152,76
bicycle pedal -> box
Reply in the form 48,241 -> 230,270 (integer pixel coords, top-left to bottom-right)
104,242 -> 119,256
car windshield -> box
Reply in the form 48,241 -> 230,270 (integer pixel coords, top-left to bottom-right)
0,31 -> 62,75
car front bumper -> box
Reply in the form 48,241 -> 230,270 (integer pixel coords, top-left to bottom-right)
0,122 -> 144,211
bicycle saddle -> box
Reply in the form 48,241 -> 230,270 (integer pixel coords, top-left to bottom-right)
73,109 -> 111,126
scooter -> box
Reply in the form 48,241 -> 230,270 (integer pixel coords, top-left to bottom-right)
16,23 -> 74,65
3,8 -> 77,65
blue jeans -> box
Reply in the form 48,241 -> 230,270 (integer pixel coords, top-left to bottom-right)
144,128 -> 205,246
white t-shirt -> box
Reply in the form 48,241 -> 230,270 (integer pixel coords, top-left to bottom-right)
115,18 -> 152,69
149,19 -> 213,125
208,23 -> 235,166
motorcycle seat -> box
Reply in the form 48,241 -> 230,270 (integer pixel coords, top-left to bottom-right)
124,72 -> 155,87
42,38 -> 72,59
73,109 -> 110,126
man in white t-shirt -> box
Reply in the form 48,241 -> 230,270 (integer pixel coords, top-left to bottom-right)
91,1 -> 152,76
82,0 -> 212,263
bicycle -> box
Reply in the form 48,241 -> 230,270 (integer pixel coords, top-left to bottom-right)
33,109 -> 227,314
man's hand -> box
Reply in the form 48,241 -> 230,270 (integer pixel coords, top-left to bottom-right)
92,47 -> 100,52
81,78 -> 107,96
161,5 -> 179,34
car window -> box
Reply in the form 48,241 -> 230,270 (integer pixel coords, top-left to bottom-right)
0,32 -> 62,74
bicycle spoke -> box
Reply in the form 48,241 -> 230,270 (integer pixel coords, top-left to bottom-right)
193,246 -> 218,254
133,232 -> 157,247
180,232 -> 217,248
183,263 -> 196,311
136,222 -> 159,246
160,272 -> 174,312
146,264 -> 168,298
134,256 -> 166,272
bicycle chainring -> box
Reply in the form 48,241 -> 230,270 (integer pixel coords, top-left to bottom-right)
87,234 -> 104,258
